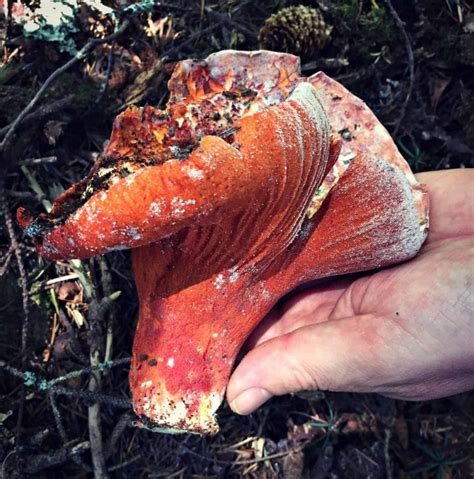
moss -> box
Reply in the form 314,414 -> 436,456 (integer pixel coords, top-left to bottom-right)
0,70 -> 103,128
333,0 -> 360,20
45,72 -> 101,110
0,85 -> 35,125
331,0 -> 397,64
359,3 -> 395,44
0,61 -> 23,86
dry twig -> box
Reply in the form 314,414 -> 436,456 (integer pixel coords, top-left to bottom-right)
161,24 -> 220,59
25,441 -> 91,474
75,261 -> 122,479
0,186 -> 30,474
0,96 -> 75,141
49,391 -> 92,472
0,20 -> 130,156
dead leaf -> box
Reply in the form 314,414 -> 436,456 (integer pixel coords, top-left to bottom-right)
282,449 -> 304,479
56,281 -> 82,303
66,304 -> 87,328
394,415 -> 409,449
430,77 -> 451,110
44,120 -> 66,145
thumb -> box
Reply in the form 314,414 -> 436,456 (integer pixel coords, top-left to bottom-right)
227,313 -> 387,415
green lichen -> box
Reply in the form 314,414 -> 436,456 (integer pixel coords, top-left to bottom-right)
19,0 -> 79,55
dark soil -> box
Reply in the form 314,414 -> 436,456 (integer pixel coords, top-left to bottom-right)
0,0 -> 473,477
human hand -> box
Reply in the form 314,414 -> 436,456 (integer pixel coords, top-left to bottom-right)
227,169 -> 474,415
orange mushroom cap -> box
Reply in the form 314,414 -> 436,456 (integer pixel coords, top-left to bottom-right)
18,50 -> 429,434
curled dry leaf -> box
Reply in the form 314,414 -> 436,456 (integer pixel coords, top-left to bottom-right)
17,50 -> 429,435
56,280 -> 83,303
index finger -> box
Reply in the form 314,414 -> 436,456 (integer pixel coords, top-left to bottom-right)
416,169 -> 474,245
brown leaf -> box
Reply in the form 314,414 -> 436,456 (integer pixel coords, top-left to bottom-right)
430,77 -> 451,110
394,415 -> 409,449
282,449 -> 304,479
44,120 -> 66,145
56,281 -> 82,303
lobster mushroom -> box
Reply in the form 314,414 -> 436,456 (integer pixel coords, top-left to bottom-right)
18,51 -> 429,435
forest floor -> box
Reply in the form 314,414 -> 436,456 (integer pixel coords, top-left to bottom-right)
0,0 -> 473,477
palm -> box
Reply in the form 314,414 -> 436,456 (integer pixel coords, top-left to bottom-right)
227,170 -> 474,410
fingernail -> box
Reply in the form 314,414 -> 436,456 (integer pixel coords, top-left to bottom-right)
230,388 -> 272,415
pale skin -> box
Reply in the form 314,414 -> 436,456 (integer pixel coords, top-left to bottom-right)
227,169 -> 474,415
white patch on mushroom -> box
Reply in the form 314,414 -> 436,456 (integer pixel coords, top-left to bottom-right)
152,398 -> 187,425
171,197 -> 196,216
201,390 -> 225,418
228,266 -> 239,283
125,175 -> 136,186
166,357 -> 175,368
127,227 -> 142,241
258,282 -> 272,301
97,167 -> 114,178
104,244 -> 129,253
141,380 -> 152,389
85,204 -> 100,223
109,176 -> 120,187
213,273 -> 225,290
185,167 -> 205,181
210,66 -> 225,79
148,201 -> 162,216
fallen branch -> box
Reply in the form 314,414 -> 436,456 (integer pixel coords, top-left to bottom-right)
0,244 -> 15,277
19,156 -> 58,166
0,96 -> 75,141
51,386 -> 131,408
49,392 -> 92,472
0,358 -> 131,408
105,412 -> 133,459
71,258 -> 124,479
0,187 -> 30,475
161,24 -> 220,59
87,294 -> 111,479
0,20 -> 130,155
25,441 -> 91,474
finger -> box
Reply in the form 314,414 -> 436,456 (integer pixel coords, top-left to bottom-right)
246,278 -> 352,349
227,312 -> 391,415
416,169 -> 474,245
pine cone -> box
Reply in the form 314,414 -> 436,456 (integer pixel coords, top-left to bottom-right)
258,5 -> 331,59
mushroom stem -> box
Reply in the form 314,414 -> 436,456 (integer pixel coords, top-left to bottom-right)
130,245 -> 277,434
